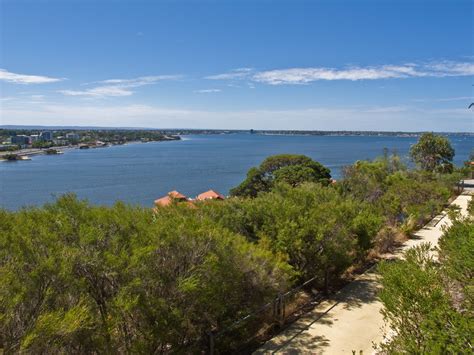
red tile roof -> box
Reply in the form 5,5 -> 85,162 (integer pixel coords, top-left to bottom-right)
154,196 -> 173,206
168,190 -> 187,199
196,190 -> 225,201
154,190 -> 188,207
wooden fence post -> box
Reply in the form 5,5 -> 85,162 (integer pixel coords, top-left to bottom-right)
208,330 -> 215,355
276,293 -> 285,326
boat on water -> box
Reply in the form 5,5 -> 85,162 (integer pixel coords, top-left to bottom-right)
0,153 -> 31,161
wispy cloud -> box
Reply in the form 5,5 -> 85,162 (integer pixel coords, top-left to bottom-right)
205,68 -> 253,80
59,75 -> 181,98
423,61 -> 474,77
363,105 -> 410,113
253,66 -> 417,84
194,89 -> 221,93
30,95 -> 45,100
252,60 -> 474,85
96,75 -> 180,86
412,96 -> 473,103
59,86 -> 134,97
0,68 -> 64,84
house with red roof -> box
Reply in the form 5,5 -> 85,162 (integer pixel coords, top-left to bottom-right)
154,190 -> 188,207
154,189 -> 226,208
195,189 -> 225,201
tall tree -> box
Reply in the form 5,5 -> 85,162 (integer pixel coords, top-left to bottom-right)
230,154 -> 331,197
409,133 -> 455,173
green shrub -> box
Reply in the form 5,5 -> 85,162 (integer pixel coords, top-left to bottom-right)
0,195 -> 291,353
378,221 -> 473,353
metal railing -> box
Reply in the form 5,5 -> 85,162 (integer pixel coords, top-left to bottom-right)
206,274 -> 324,354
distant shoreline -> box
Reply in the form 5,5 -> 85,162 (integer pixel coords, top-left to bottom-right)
2,126 -> 473,137
0,138 -> 179,161
2,132 -> 472,161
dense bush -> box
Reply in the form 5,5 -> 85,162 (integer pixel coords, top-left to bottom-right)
378,216 -> 473,353
438,216 -> 474,312
340,154 -> 456,233
0,195 -> 290,353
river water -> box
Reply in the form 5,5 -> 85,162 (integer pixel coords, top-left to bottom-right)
0,134 -> 472,210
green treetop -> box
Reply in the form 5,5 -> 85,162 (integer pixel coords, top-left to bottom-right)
230,154 -> 331,197
409,133 -> 455,173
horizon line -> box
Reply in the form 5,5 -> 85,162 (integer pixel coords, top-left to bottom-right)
1,125 -> 473,135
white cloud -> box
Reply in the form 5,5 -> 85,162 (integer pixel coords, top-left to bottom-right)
253,60 -> 474,85
203,60 -> 474,85
0,68 -> 64,84
194,89 -> 221,93
423,61 -> 474,77
205,68 -> 253,80
96,75 -> 181,86
59,86 -> 133,98
59,75 -> 181,98
30,95 -> 45,100
253,66 -> 410,84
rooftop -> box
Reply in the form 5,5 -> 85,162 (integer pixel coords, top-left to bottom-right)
168,190 -> 187,199
196,190 -> 225,201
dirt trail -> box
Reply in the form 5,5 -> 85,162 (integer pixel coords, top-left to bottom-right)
255,189 -> 472,354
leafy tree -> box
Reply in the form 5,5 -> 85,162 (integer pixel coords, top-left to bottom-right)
230,154 -> 331,197
274,165 -> 324,187
339,153 -> 406,203
233,183 -> 363,290
340,160 -> 389,203
229,167 -> 270,198
380,173 -> 451,228
410,133 -> 455,173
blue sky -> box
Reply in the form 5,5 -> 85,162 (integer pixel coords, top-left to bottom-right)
0,0 -> 473,131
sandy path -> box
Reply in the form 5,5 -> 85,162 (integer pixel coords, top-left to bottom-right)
255,187 -> 472,354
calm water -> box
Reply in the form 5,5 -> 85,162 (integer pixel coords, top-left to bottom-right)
0,134 -> 472,210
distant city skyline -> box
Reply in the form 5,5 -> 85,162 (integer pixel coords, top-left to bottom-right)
1,0 -> 473,132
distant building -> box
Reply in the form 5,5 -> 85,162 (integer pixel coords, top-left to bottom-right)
195,190 -> 225,201
154,190 -> 189,207
40,131 -> 53,141
154,189 -> 225,208
11,135 -> 31,145
66,132 -> 80,140
53,139 -> 68,146
30,134 -> 40,143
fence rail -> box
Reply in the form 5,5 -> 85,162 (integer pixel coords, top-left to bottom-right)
205,274 -> 324,354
